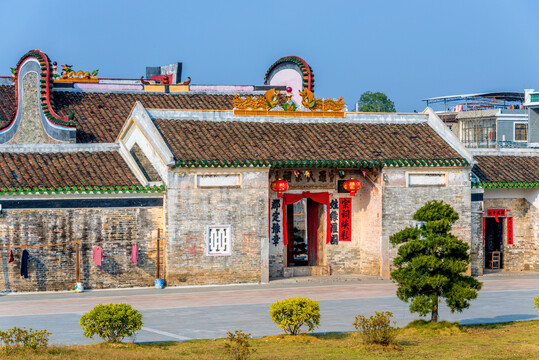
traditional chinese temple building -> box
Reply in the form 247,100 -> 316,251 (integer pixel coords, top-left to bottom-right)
1,49 -> 525,292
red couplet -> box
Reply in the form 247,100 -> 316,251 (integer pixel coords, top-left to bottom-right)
507,217 -> 513,245
339,198 -> 352,241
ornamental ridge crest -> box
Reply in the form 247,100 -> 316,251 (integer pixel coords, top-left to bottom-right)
233,89 -> 345,116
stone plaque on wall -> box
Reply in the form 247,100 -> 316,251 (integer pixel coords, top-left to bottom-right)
197,174 -> 241,187
408,173 -> 446,186
272,169 -> 335,189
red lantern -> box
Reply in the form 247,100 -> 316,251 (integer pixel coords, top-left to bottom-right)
343,178 -> 361,197
271,179 -> 289,197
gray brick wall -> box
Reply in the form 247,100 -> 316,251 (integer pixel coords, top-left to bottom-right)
166,170 -> 269,285
382,169 -> 472,278
0,206 -> 164,292
470,198 -> 484,275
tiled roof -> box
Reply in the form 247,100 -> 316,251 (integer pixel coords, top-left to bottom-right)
0,85 -> 16,129
0,152 -> 144,191
472,155 -> 539,188
52,91 -> 238,143
153,119 -> 467,168
0,86 -> 287,144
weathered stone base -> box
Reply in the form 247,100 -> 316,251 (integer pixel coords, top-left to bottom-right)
166,269 -> 260,286
282,265 -> 330,278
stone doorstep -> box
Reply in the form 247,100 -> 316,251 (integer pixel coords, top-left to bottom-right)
479,270 -> 539,279
282,265 -> 330,278
270,273 -> 382,286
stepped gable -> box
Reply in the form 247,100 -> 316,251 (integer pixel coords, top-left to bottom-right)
153,119 -> 465,167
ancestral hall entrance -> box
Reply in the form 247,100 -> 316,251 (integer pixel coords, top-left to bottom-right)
484,217 -> 504,269
286,199 -> 320,266
282,192 -> 330,275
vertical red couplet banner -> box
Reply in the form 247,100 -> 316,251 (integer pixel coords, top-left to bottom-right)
507,217 -> 513,245
339,198 -> 352,242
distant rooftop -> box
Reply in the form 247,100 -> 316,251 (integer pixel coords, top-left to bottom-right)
422,91 -> 524,112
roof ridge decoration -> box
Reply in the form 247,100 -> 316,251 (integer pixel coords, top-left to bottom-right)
4,50 -> 77,130
0,184 -> 165,196
232,89 -> 346,117
176,158 -> 469,168
56,64 -> 99,83
264,56 -> 314,91
472,181 -> 539,189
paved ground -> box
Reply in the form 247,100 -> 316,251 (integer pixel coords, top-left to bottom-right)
0,275 -> 538,345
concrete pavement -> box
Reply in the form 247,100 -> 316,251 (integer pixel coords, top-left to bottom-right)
0,275 -> 538,345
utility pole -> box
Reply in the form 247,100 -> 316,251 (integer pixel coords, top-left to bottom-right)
75,240 -> 80,283
74,239 -> 83,292
156,229 -> 161,279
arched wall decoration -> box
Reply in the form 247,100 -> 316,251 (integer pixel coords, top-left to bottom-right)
264,56 -> 315,92
0,50 -> 77,143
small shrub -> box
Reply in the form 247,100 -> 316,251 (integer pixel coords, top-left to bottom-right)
269,297 -> 320,335
0,326 -> 51,354
79,303 -> 143,343
224,330 -> 256,360
534,296 -> 539,312
353,311 -> 398,346
403,319 -> 466,336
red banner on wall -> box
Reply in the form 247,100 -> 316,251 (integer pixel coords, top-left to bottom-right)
339,198 -> 352,242
486,208 -> 506,222
507,216 -> 513,245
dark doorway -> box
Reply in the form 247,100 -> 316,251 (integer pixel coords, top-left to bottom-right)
306,199 -> 319,266
484,217 -> 504,269
286,199 -> 320,266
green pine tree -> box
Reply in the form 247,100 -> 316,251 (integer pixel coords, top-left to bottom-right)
357,91 -> 396,112
390,200 -> 482,322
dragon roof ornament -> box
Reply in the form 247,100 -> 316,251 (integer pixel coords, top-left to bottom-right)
232,89 -> 346,117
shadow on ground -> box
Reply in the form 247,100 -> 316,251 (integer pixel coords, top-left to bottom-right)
459,314 -> 538,325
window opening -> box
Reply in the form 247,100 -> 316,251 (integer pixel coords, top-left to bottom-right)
207,225 -> 231,256
460,118 -> 496,148
514,123 -> 528,142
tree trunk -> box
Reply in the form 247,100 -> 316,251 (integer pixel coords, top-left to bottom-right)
431,296 -> 439,323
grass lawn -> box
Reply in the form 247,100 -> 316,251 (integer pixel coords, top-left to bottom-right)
4,320 -> 539,359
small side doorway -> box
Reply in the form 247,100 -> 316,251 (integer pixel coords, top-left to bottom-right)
286,199 -> 320,267
484,217 -> 504,269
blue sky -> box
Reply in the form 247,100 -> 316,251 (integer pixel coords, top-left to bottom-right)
1,0 -> 538,111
